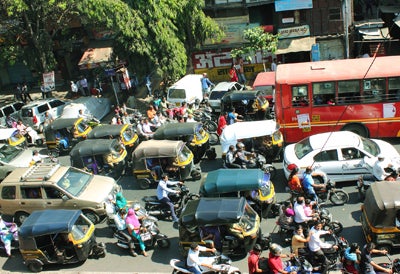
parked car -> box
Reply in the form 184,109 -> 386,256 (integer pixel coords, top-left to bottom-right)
0,163 -> 121,225
0,144 -> 37,182
208,81 -> 245,113
0,101 -> 24,127
19,99 -> 67,132
283,131 -> 400,183
61,97 -> 111,121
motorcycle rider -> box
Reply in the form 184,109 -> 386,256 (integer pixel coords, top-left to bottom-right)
267,243 -> 296,274
302,166 -> 325,202
225,145 -> 241,169
248,244 -> 268,274
187,242 -> 216,274
0,215 -> 18,257
157,173 -> 183,223
113,208 -> 138,256
359,242 -> 392,274
308,221 -> 338,274
125,208 -> 148,257
234,142 -> 256,169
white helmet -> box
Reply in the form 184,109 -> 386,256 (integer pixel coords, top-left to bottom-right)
269,243 -> 283,256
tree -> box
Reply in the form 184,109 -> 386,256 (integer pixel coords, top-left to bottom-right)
231,26 -> 279,72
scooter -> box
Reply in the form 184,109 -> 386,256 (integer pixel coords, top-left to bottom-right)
0,223 -> 19,256
169,254 -> 241,274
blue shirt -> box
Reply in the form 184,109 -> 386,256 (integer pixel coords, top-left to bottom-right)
302,172 -> 315,193
201,77 -> 213,89
227,112 -> 236,125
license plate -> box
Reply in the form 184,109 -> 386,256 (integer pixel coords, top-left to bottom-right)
175,102 -> 180,106
140,232 -> 151,241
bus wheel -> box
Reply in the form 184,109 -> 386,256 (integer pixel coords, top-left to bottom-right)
342,124 -> 369,138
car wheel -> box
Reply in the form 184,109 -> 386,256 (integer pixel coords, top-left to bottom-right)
138,178 -> 152,189
15,212 -> 30,225
83,211 -> 100,224
27,261 -> 43,273
157,238 -> 170,248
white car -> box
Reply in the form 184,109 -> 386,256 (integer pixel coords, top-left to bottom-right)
61,97 -> 111,121
208,82 -> 245,113
0,144 -> 37,181
283,131 -> 400,183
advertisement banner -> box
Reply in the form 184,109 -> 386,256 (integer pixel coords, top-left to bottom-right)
42,71 -> 55,92
275,0 -> 313,12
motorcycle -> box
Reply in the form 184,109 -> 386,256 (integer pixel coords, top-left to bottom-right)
169,254 -> 241,274
290,180 -> 349,206
376,254 -> 400,273
0,223 -> 19,256
142,184 -> 200,221
357,167 -> 398,201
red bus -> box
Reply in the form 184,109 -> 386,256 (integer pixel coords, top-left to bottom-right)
274,56 -> 400,143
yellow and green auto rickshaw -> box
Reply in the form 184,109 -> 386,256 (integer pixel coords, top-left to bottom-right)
153,122 -> 214,164
0,128 -> 26,147
199,168 -> 276,219
44,118 -> 92,156
87,124 -> 139,160
132,139 -> 201,189
19,209 -> 105,272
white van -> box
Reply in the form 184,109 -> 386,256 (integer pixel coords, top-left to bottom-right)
167,74 -> 203,107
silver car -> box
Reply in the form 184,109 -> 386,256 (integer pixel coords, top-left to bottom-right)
208,81 -> 245,113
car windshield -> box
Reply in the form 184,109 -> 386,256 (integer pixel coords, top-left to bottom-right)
195,125 -> 206,141
122,128 -> 135,142
294,138 -> 313,159
168,88 -> 186,99
76,121 -> 90,134
71,215 -> 92,240
0,145 -> 22,163
21,108 -> 33,117
57,168 -> 92,196
238,204 -> 258,232
178,145 -> 192,162
360,136 -> 380,156
210,91 -> 227,100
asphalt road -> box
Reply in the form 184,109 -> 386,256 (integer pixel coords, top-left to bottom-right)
1,137 -> 399,273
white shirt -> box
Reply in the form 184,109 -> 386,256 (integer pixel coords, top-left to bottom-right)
294,201 -> 312,223
187,245 -> 207,268
308,227 -> 332,252
156,179 -> 179,200
373,159 -> 390,180
32,154 -> 48,163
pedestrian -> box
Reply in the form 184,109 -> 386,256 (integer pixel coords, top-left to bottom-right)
22,83 -> 33,102
156,174 -> 183,223
201,73 -> 214,95
145,75 -> 152,97
70,81 -> 78,98
79,75 -> 89,96
217,112 -> 227,136
40,82 -> 47,99
271,58 -> 277,71
236,57 -> 247,85
229,63 -> 239,82
227,108 -> 242,125
187,242 -> 216,274
16,83 -> 23,101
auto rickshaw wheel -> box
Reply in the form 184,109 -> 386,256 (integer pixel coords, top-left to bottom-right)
157,238 -> 170,248
138,178 -> 152,189
27,261 -> 43,273
15,211 -> 29,225
83,211 -> 100,224
208,132 -> 219,146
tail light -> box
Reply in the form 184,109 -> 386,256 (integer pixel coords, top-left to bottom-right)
32,116 -> 38,124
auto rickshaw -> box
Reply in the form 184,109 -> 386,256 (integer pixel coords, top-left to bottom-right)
221,90 -> 271,121
70,139 -> 127,179
87,124 -> 139,161
132,139 -> 201,189
44,118 -> 92,156
19,209 -> 105,273
199,169 -> 276,219
153,122 -> 213,164
220,120 -> 284,162
0,128 -> 26,147
178,197 -> 261,258
360,181 -> 400,254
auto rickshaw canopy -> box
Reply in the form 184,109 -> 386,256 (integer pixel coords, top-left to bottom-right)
153,122 -> 203,140
87,124 -> 129,139
70,139 -> 123,158
19,209 -> 82,237
363,181 -> 400,227
180,197 -> 246,227
0,128 -> 25,146
132,140 -> 186,159
220,120 -> 281,153
45,118 -> 84,131
200,169 -> 270,196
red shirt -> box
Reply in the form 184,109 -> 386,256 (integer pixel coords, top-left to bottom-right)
268,253 -> 284,274
248,251 -> 259,274
217,115 -> 227,135
229,68 -> 238,82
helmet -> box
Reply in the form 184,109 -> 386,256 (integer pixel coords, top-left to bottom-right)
269,243 -> 283,256
253,244 -> 262,252
236,142 -> 245,150
287,163 -> 298,171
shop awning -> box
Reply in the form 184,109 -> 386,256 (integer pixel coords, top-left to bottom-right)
275,37 -> 316,55
78,47 -> 113,70
359,27 -> 390,40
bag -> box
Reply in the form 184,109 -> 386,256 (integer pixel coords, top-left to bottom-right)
140,232 -> 151,241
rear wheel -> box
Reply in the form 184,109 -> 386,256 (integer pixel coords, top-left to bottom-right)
138,178 -> 152,189
157,238 -> 170,248
27,261 -> 43,273
329,190 -> 349,205
15,212 -> 30,225
341,123 -> 369,138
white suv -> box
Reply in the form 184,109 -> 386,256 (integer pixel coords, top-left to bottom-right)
0,101 -> 25,127
19,99 -> 67,132
208,82 -> 245,113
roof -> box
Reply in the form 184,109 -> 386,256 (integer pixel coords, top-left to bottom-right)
212,82 -> 238,92
276,56 -> 400,85
368,181 -> 400,211
153,122 -> 202,140
180,198 -> 246,226
132,140 -> 184,159
87,124 -> 128,139
200,169 -> 268,195
253,72 -> 275,88
46,118 -> 82,131
222,90 -> 260,102
78,47 -> 113,70
19,209 -> 82,237
220,120 -> 280,153
306,131 -> 361,150
70,139 -> 120,157
0,128 -> 19,140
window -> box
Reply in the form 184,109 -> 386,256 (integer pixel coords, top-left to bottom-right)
292,85 -> 309,107
313,82 -> 336,106
49,100 -> 65,108
329,8 -> 341,20
341,148 -> 363,160
314,150 -> 338,162
363,78 -> 385,102
44,186 -> 63,199
21,187 -> 42,199
1,186 -> 16,199
3,106 -> 14,116
388,77 -> 400,101
338,80 -> 360,104
37,104 -> 49,114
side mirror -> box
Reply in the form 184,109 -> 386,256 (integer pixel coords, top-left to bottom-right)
62,195 -> 69,201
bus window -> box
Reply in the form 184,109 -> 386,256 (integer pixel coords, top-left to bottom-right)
337,80 -> 360,104
362,78 -> 385,103
292,85 -> 309,107
388,77 -> 400,102
312,82 -> 335,106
